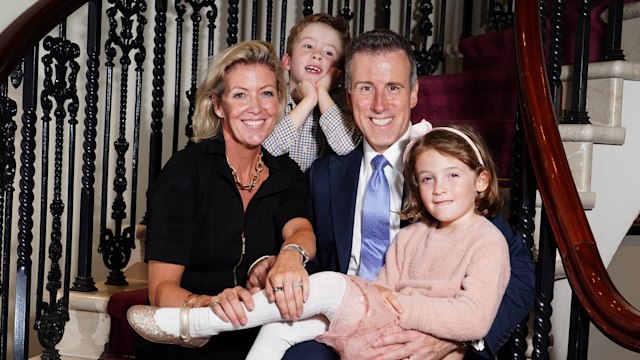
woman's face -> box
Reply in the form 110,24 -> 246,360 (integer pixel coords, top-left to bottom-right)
214,63 -> 280,149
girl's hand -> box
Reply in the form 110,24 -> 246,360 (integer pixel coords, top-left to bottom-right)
207,286 -> 256,328
374,284 -> 403,314
265,250 -> 310,321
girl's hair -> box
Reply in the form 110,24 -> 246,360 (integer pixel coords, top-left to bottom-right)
192,40 -> 287,143
400,125 -> 503,222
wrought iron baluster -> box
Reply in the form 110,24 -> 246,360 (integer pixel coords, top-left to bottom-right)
548,0 -> 566,115
72,0 -> 102,293
488,0 -> 514,30
327,0 -> 334,16
0,80 -> 18,360
185,0 -> 216,144
35,26 -> 81,358
14,45 -> 39,360
358,0 -> 366,34
404,0 -> 413,40
206,2 -> 218,58
149,0 -> 168,185
227,0 -> 239,47
382,0 -> 391,29
303,0 -> 313,17
561,0 -> 591,124
266,0 -> 274,43
279,0 -> 288,59
461,0 -> 473,38
505,108 -> 535,360
339,0 -> 353,22
251,0 -> 259,39
567,293 -> 591,359
602,0 -> 625,61
532,211 -> 556,360
414,1 -> 437,75
173,1 -> 187,153
99,0 -> 148,286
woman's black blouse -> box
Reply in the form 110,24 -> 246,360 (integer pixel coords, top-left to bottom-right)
138,136 -> 311,359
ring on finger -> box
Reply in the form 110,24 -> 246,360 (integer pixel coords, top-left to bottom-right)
209,300 -> 221,310
292,281 -> 303,289
273,286 -> 284,292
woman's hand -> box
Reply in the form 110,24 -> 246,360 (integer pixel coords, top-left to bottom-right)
207,286 -> 256,328
374,284 -> 403,314
265,250 -> 310,321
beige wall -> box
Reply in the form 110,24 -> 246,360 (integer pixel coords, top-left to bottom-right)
0,0 -> 38,32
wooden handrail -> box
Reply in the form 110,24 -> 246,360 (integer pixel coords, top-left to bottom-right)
0,0 -> 86,80
515,1 -> 640,351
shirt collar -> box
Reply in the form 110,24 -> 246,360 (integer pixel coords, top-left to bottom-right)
362,124 -> 411,173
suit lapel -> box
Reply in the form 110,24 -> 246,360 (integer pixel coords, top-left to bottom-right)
329,148 -> 363,273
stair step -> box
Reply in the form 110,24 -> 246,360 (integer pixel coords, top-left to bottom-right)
55,280 -> 147,359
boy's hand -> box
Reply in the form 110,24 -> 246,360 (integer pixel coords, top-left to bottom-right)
374,284 -> 403,314
316,68 -> 343,94
292,79 -> 318,104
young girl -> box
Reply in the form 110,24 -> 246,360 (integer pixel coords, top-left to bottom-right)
128,121 -> 510,360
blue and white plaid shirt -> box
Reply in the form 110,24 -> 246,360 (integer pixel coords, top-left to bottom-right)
263,88 -> 361,171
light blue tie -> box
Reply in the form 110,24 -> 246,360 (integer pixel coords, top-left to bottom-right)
360,155 -> 391,281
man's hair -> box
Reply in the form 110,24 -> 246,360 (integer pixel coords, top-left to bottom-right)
286,13 -> 351,66
192,40 -> 286,143
400,125 -> 503,222
344,29 -> 417,90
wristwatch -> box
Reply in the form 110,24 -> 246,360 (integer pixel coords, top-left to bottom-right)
281,243 -> 309,267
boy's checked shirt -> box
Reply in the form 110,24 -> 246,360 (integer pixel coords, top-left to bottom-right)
263,88 -> 362,171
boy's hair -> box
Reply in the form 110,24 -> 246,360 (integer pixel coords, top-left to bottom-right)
400,125 -> 503,222
344,29 -> 417,91
286,13 -> 351,65
192,40 -> 286,143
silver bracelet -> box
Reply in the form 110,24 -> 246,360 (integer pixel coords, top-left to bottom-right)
280,243 -> 309,267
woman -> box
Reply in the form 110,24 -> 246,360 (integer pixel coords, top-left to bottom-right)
136,40 -> 316,359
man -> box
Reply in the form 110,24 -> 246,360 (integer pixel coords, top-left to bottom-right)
282,29 -> 535,360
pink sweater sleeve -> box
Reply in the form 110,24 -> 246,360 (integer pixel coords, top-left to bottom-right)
396,232 -> 511,341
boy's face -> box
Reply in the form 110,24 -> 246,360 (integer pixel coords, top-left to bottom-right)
283,22 -> 343,85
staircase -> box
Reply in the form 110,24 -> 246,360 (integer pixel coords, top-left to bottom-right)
3,1 -> 640,359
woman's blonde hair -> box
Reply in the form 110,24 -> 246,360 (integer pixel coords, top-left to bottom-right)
192,40 -> 287,143
400,125 -> 503,222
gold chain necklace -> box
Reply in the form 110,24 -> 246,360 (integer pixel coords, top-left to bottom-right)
227,152 -> 264,192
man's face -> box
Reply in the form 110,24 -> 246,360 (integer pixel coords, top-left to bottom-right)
347,50 -> 418,153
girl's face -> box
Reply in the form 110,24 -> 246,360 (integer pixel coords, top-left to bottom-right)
215,63 -> 280,150
415,149 -> 489,231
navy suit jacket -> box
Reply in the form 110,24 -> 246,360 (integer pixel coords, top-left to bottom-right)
283,147 -> 535,360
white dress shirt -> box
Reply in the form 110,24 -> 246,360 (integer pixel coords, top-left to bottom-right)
348,127 -> 410,276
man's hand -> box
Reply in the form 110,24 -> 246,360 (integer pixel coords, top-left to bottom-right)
374,284 -> 402,314
360,329 -> 462,360
246,255 -> 276,289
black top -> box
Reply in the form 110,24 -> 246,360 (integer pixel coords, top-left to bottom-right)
137,136 -> 311,359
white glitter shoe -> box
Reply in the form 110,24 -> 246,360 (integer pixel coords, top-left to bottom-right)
127,305 -> 210,348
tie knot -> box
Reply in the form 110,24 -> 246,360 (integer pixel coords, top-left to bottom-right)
372,155 -> 389,171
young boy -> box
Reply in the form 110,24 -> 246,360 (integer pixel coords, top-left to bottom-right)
263,13 -> 361,171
